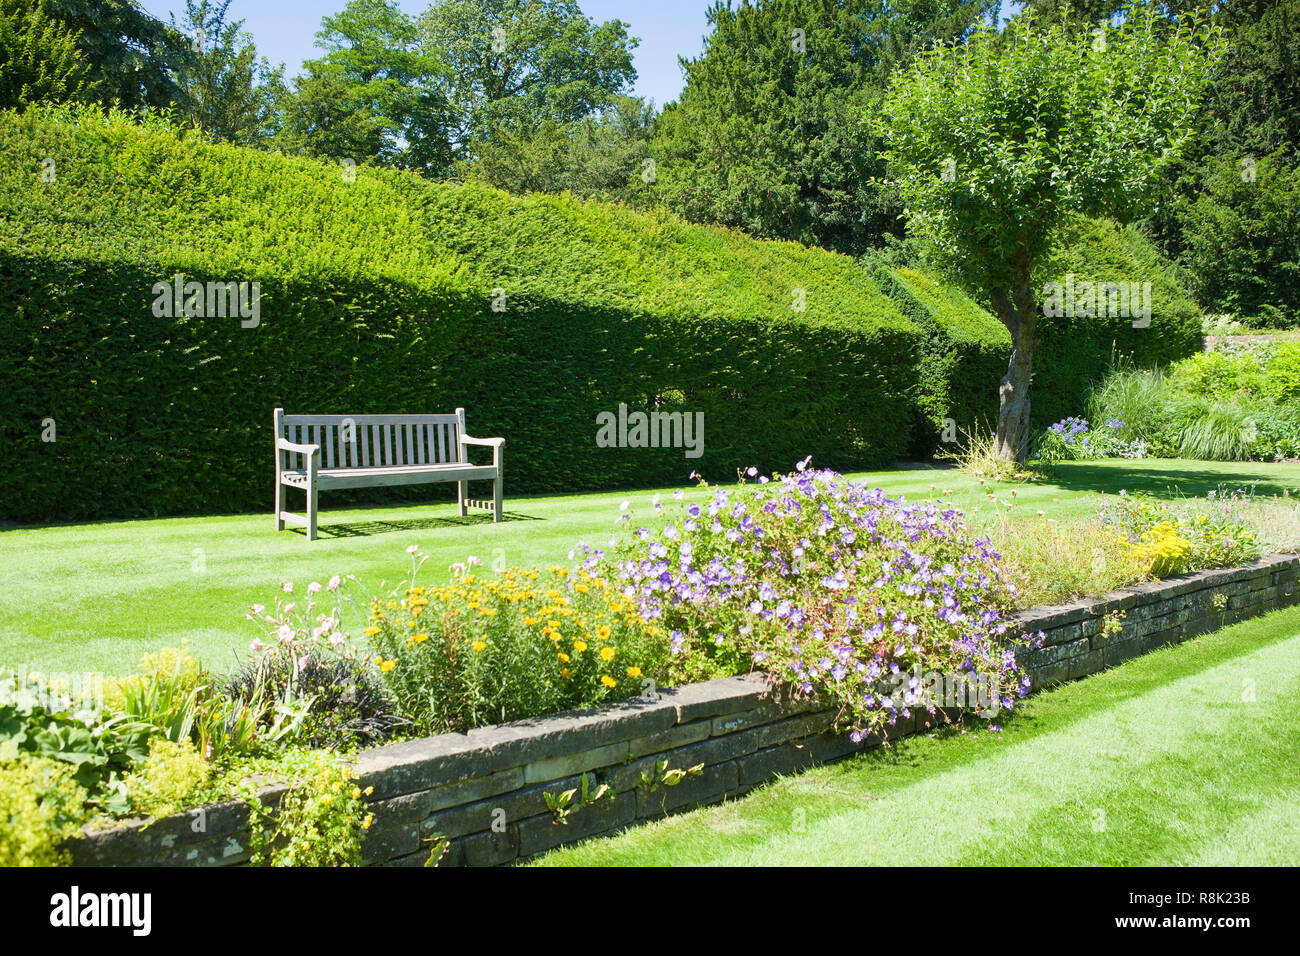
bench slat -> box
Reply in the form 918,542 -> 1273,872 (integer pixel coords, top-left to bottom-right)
283,414 -> 459,427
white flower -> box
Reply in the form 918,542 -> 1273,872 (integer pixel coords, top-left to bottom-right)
281,582 -> 293,593
307,581 -> 322,594
328,575 -> 341,591
406,544 -> 419,554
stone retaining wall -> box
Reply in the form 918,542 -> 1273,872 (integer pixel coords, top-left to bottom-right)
67,553 -> 1300,867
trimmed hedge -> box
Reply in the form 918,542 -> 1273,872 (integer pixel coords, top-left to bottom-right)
874,265 -> 1011,453
0,107 -> 920,522
1032,216 -> 1204,427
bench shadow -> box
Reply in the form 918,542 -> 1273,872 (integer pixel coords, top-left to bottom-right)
288,511 -> 540,539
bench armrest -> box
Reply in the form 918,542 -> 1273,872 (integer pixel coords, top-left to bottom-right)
460,435 -> 504,448
276,437 -> 320,456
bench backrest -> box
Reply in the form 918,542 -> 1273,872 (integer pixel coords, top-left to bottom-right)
275,409 -> 466,471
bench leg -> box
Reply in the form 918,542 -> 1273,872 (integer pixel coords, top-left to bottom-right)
492,473 -> 503,523
457,480 -> 468,518
306,474 -> 319,542
274,476 -> 284,531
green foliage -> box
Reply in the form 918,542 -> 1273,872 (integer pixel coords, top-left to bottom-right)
125,736 -> 209,819
874,264 -> 1010,452
877,2 -> 1221,461
241,751 -> 371,866
1172,151 -> 1300,324
1031,216 -> 1204,427
276,0 -> 451,173
1081,346 -> 1300,462
363,555 -> 671,735
0,753 -> 90,866
465,94 -> 655,203
106,644 -> 209,744
41,0 -> 186,109
0,670 -> 152,812
0,0 -> 86,109
877,4 -> 1222,297
418,0 -> 636,154
168,0 -> 285,147
653,0 -> 997,254
0,105 -> 922,522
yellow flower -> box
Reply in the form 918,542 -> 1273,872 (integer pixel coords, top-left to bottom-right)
412,633 -> 429,644
573,640 -> 588,653
597,625 -> 611,640
557,652 -> 570,663
364,626 -> 380,637
600,646 -> 616,662
600,675 -> 617,688
560,668 -> 571,678
523,616 -> 538,626
472,640 -> 487,653
379,659 -> 396,673
480,607 -> 498,617
626,666 -> 642,679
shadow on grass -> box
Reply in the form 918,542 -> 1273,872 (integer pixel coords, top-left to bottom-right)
828,604 -> 1300,786
288,511 -> 541,539
1038,461 -> 1300,499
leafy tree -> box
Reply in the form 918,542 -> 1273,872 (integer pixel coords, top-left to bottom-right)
274,60 -> 392,166
418,0 -> 637,158
1141,1 -> 1300,322
41,0 -> 184,108
877,4 -> 1223,460
652,0 -> 997,255
0,0 -> 86,109
169,1 -> 284,145
280,0 -> 451,173
1176,150 -> 1300,323
467,94 -> 655,201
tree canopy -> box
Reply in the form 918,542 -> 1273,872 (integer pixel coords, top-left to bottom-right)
878,4 -> 1224,459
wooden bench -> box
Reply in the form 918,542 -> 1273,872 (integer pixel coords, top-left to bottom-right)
273,408 -> 504,540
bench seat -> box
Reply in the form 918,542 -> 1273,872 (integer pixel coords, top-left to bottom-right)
273,407 -> 504,540
279,462 -> 500,490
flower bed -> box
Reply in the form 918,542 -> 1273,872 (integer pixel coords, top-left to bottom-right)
4,462 -> 1298,866
54,553 -> 1300,867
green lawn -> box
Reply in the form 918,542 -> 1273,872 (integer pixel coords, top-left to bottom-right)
531,602 -> 1300,866
3,458 -> 1298,677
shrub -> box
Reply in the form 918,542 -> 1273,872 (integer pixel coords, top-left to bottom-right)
126,738 -> 210,819
595,463 -> 1035,738
1031,216 -> 1204,427
363,551 -> 671,735
0,753 -> 89,866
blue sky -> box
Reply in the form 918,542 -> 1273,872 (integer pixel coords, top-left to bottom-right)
137,1 -> 1017,109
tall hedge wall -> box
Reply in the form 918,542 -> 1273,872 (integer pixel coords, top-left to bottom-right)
0,107 -> 921,523
874,265 -> 1011,453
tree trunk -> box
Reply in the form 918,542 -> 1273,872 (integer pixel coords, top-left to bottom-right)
991,244 -> 1038,463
